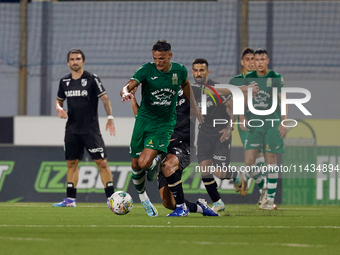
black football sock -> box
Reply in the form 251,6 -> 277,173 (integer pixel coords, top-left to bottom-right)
185,199 -> 198,213
66,182 -> 77,199
202,175 -> 221,203
105,182 -> 114,198
165,171 -> 185,205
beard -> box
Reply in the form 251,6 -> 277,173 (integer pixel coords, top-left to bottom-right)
194,77 -> 205,84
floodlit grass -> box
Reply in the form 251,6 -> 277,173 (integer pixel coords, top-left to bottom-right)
0,203 -> 339,255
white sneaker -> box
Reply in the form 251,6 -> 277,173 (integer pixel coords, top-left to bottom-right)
259,200 -> 277,210
258,188 -> 268,205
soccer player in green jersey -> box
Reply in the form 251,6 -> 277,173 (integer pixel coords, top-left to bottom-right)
120,40 -> 202,217
229,48 -> 267,204
242,48 -> 288,210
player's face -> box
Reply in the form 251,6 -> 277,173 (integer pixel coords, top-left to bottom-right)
152,50 -> 173,72
192,63 -> 209,84
254,53 -> 269,73
68,53 -> 84,72
241,53 -> 255,72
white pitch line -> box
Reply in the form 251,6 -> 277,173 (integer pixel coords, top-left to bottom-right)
0,224 -> 339,229
0,236 -> 50,242
166,240 -> 325,248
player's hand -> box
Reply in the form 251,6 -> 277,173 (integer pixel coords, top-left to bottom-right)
278,123 -> 287,138
106,119 -> 116,136
219,128 -> 231,142
56,108 -> 68,119
121,92 -> 134,103
248,83 -> 259,99
129,86 -> 138,96
191,105 -> 204,124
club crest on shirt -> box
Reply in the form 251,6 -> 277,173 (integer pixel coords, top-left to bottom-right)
81,79 -> 87,87
172,73 -> 178,85
266,78 -> 272,87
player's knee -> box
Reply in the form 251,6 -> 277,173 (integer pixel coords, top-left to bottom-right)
138,158 -> 152,170
161,161 -> 176,177
131,161 -> 140,171
245,157 -> 256,166
67,160 -> 78,170
95,159 -> 108,170
162,198 -> 175,210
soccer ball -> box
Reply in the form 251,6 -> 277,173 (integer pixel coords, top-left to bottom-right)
109,191 -> 133,215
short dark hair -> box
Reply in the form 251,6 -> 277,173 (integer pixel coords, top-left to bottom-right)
254,48 -> 268,56
67,49 -> 85,62
192,58 -> 209,69
241,47 -> 254,59
152,40 -> 171,52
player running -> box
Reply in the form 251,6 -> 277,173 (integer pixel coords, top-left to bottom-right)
242,48 -> 288,210
129,86 -> 218,217
120,40 -> 202,217
53,49 -> 115,207
229,48 -> 267,204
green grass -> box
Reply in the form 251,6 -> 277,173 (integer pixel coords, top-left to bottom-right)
0,203 -> 339,255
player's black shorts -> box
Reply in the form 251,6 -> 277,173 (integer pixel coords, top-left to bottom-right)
157,139 -> 190,190
64,132 -> 107,160
196,129 -> 231,167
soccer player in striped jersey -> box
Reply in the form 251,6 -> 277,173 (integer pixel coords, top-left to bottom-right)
243,48 -> 288,210
229,48 -> 267,205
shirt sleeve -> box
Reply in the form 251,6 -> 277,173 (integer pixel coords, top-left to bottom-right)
131,64 -> 148,84
93,75 -> 107,97
276,74 -> 285,93
57,80 -> 65,101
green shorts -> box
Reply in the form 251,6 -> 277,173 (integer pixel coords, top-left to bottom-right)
244,126 -> 284,153
238,126 -> 248,146
129,118 -> 175,158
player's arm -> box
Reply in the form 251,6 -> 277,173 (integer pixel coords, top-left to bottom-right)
181,79 -> 204,124
100,94 -> 116,136
55,99 -> 68,119
239,115 -> 248,131
120,80 -> 139,103
278,93 -> 288,138
129,86 -> 139,116
219,96 -> 235,142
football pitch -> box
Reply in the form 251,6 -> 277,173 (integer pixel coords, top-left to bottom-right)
0,203 -> 339,255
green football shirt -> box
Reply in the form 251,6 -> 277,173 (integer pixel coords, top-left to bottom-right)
131,62 -> 188,123
245,70 -> 285,128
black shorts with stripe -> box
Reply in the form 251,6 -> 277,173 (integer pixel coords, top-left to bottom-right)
157,139 -> 190,190
64,132 -> 107,160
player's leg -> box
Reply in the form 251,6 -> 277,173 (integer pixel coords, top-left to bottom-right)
140,122 -> 175,182
259,127 -> 284,210
131,157 -> 158,217
95,158 -> 114,205
138,148 -> 160,181
200,159 -> 225,212
255,151 -> 267,204
53,133 -> 82,207
240,128 -> 265,196
162,153 -> 189,216
197,132 -> 224,212
129,121 -> 158,216
264,152 -> 278,206
158,146 -> 218,216
84,133 -> 115,205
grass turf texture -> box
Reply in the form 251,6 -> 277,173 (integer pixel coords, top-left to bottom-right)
0,203 -> 339,255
